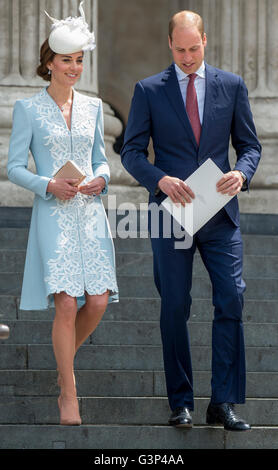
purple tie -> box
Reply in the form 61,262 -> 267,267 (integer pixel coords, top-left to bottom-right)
186,73 -> 201,146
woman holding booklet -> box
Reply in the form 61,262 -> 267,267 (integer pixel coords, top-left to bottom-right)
7,1 -> 118,426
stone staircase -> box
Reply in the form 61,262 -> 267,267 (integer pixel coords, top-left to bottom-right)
1,208 -> 278,449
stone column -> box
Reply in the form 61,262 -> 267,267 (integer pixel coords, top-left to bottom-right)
0,0 -> 128,207
215,0 -> 278,213
170,0 -> 278,213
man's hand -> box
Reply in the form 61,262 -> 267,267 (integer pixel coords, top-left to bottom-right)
216,171 -> 244,196
158,175 -> 195,206
78,176 -> 106,196
47,178 -> 79,200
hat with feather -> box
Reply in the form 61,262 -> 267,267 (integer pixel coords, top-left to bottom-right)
45,0 -> 96,54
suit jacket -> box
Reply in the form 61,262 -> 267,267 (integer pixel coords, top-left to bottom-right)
121,62 -> 261,226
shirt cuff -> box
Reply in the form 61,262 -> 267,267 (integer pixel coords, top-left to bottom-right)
154,186 -> 161,196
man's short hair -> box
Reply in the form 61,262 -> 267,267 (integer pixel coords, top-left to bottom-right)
169,10 -> 204,41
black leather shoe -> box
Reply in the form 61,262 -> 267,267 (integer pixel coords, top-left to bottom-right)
206,402 -> 251,431
169,407 -> 193,428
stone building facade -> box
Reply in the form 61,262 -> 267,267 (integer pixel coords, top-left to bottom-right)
1,0 -> 277,212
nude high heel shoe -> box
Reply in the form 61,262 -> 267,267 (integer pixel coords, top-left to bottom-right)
58,395 -> 82,426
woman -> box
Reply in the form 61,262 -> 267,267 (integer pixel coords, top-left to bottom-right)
7,2 -> 118,426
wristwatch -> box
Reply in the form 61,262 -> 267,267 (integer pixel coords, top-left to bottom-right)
239,171 -> 247,182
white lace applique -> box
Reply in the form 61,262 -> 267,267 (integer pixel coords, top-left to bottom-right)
27,88 -> 96,183
45,200 -> 118,297
27,88 -> 118,298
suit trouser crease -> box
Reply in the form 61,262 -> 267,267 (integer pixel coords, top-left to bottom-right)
150,209 -> 246,411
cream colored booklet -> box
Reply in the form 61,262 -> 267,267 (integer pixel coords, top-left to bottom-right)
53,160 -> 86,187
161,158 -> 234,236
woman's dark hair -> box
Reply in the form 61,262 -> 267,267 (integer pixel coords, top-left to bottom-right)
37,39 -> 56,82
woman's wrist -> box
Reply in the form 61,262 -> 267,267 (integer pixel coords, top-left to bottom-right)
99,176 -> 106,189
47,178 -> 55,194
97,176 -> 107,191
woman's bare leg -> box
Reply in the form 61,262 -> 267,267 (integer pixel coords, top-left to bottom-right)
75,290 -> 109,353
52,292 -> 81,424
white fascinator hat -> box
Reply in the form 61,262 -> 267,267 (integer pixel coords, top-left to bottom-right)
45,0 -> 96,54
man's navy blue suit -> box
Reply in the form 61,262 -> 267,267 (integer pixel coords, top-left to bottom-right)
121,62 -> 261,411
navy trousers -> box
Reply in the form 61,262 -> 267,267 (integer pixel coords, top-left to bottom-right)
150,208 -> 246,411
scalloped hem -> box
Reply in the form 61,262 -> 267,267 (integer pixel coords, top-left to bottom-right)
19,287 -> 119,311
47,286 -> 119,309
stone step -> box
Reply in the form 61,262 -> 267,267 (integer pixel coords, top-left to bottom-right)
1,249 -> 278,279
0,369 -> 277,399
0,396 -> 276,426
2,295 -> 278,324
0,228 -> 29,250
1,208 -> 278,233
1,424 -> 274,450
1,320 -> 278,347
1,344 -> 277,372
117,253 -> 277,278
1,227 -> 278,255
1,273 -> 278,299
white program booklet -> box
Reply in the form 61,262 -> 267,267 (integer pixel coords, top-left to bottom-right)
161,158 -> 234,236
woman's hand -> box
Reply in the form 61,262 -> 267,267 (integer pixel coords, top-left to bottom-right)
47,178 -> 79,200
78,176 -> 106,196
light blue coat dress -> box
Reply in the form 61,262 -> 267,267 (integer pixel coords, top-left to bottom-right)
7,87 -> 119,310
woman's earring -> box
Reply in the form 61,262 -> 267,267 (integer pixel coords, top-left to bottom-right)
48,69 -> 51,75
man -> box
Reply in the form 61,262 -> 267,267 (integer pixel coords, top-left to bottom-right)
121,11 -> 261,431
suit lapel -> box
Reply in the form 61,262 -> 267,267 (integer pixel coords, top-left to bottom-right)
162,63 -> 198,150
198,63 -> 219,154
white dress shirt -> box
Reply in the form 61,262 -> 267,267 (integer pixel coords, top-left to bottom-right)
174,61 -> 206,124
